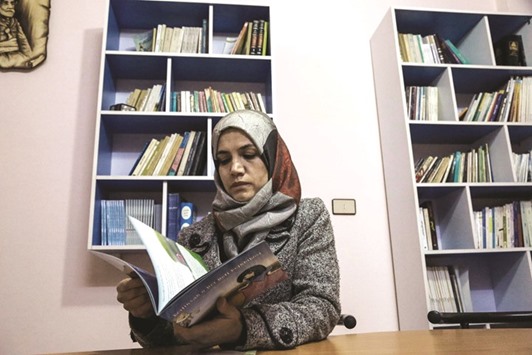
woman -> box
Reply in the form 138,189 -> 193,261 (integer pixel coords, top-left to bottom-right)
116,109 -> 341,350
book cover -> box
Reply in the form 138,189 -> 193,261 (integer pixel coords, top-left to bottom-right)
495,34 -> 527,66
94,217 -> 288,327
179,201 -> 196,230
231,22 -> 249,55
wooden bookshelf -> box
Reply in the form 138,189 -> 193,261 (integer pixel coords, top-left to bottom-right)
88,0 -> 273,251
371,7 -> 532,330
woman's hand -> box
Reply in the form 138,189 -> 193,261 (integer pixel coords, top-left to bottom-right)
116,276 -> 155,319
173,297 -> 244,349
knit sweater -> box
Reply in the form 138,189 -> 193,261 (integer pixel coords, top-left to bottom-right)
129,197 -> 341,350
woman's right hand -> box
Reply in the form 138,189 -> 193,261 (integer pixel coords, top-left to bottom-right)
116,276 -> 155,319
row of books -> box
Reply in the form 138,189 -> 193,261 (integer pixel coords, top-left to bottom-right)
170,88 -> 266,113
130,131 -> 207,177
133,22 -> 207,54
406,86 -> 438,121
513,151 -> 532,182
224,19 -> 268,55
100,199 -> 161,246
473,200 -> 532,249
460,76 -> 532,123
398,33 -> 470,64
418,201 -> 439,250
166,193 -> 197,242
427,266 -> 468,313
125,84 -> 166,112
415,144 -> 493,184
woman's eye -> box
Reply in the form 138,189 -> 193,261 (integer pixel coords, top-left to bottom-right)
244,151 -> 259,160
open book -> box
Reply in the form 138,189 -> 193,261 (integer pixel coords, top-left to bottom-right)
94,216 -> 288,327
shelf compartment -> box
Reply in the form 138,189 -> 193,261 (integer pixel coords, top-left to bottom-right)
418,186 -> 475,250
394,9 -> 491,65
508,124 -> 532,153
410,123 -> 514,183
90,178 -> 216,249
106,0 -> 210,51
426,251 -> 532,312
402,66 -> 456,121
487,14 -> 532,67
90,179 -> 165,248
212,4 -> 270,55
101,54 -> 169,110
169,56 -> 272,113
96,114 -> 212,176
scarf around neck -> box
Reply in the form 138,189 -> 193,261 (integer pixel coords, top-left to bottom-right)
211,110 -> 301,258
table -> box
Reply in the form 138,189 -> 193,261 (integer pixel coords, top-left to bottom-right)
47,329 -> 532,354
261,329 -> 532,354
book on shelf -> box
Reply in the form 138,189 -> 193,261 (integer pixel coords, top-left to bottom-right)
231,21 -> 249,55
176,131 -> 197,176
179,201 -> 196,230
167,193 -> 181,242
94,217 -> 288,326
443,39 -> 470,64
495,34 -> 527,66
222,36 -> 237,54
249,20 -> 260,55
183,131 -> 203,176
168,131 -> 191,176
243,21 -> 253,55
420,201 -> 438,250
133,30 -> 154,52
260,20 -> 269,55
154,24 -> 167,52
187,131 -> 207,176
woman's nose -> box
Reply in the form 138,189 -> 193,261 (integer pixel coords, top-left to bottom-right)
230,159 -> 244,174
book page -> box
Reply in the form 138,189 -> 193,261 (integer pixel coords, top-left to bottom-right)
176,243 -> 208,279
161,241 -> 288,326
129,216 -> 200,313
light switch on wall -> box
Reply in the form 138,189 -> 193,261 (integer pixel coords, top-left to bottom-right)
331,199 -> 356,215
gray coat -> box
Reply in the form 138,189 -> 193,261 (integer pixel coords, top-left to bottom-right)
129,197 -> 341,350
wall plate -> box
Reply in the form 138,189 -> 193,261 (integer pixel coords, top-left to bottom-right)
332,199 -> 356,215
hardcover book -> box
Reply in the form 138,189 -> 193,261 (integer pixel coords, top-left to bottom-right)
94,217 -> 288,327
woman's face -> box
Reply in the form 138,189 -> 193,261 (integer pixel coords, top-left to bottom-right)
216,128 -> 268,202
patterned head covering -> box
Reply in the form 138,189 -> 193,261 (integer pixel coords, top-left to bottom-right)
212,110 -> 301,258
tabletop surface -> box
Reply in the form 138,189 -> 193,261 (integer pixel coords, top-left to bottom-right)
47,328 -> 532,354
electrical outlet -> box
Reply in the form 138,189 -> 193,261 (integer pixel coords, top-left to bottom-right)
332,199 -> 356,215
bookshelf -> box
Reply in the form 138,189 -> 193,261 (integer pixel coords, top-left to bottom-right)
371,7 -> 532,330
88,0 -> 272,251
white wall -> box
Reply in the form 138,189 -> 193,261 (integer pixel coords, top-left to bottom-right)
1,0 -> 530,354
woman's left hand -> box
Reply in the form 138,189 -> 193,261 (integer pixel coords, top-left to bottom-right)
173,297 -> 244,349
